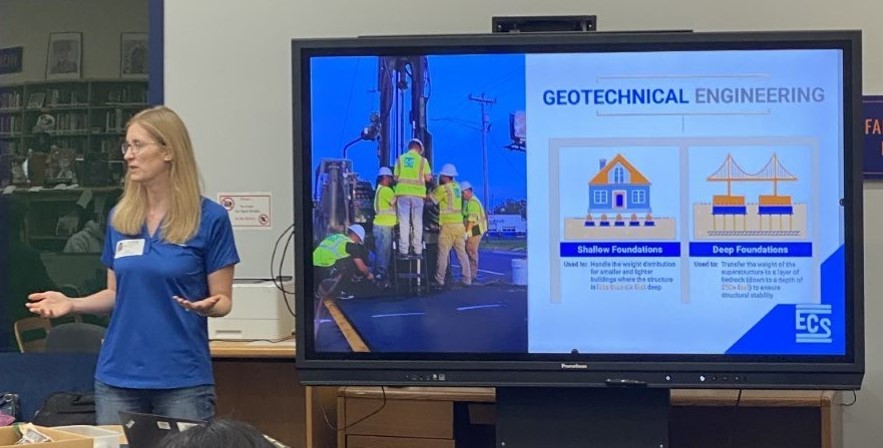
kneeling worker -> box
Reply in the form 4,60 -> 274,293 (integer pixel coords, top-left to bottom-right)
313,224 -> 374,298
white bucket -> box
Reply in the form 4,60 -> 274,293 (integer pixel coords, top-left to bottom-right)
512,258 -> 527,286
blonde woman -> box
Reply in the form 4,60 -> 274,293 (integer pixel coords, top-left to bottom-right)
27,106 -> 239,424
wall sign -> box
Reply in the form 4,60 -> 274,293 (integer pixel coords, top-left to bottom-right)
864,96 -> 883,179
217,192 -> 273,230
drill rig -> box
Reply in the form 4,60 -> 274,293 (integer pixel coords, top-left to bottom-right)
312,55 -> 434,243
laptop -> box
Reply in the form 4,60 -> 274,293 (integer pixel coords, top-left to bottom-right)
118,410 -> 206,448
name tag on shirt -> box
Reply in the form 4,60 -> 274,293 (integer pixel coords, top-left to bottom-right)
115,239 -> 146,258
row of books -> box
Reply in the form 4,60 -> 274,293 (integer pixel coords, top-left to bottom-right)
0,85 -> 148,111
104,109 -> 137,132
0,91 -> 22,110
0,140 -> 21,155
0,115 -> 21,133
104,85 -> 148,105
47,112 -> 90,133
45,88 -> 89,107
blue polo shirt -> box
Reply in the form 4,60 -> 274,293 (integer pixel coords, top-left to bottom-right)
98,197 -> 239,389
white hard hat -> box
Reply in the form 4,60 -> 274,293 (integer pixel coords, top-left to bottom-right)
439,163 -> 458,177
408,138 -> 424,150
378,167 -> 393,177
347,224 -> 366,242
460,181 -> 473,191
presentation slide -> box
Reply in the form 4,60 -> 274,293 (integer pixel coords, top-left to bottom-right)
308,48 -> 846,357
525,49 -> 845,355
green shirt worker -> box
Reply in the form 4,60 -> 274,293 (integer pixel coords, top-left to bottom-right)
461,181 -> 487,282
373,167 -> 397,278
393,139 -> 432,256
430,164 -> 471,287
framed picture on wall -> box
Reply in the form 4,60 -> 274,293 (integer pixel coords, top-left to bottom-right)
46,32 -> 82,80
120,32 -> 148,79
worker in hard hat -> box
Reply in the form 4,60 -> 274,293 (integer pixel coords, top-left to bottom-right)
393,138 -> 432,257
460,181 -> 487,283
430,163 -> 471,287
312,224 -> 374,299
373,166 -> 396,279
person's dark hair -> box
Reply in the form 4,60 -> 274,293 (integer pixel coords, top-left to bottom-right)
159,419 -> 275,448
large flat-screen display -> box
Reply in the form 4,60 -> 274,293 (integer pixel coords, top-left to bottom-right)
293,30 -> 864,388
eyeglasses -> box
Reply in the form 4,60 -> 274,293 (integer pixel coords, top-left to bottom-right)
121,140 -> 161,156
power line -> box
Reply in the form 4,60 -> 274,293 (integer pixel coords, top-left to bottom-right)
469,94 -> 496,206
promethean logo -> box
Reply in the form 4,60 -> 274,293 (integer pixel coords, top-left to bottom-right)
560,363 -> 588,370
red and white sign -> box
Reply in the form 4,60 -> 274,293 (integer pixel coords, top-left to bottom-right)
217,193 -> 272,229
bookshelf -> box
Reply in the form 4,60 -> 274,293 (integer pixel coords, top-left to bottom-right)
0,79 -> 148,188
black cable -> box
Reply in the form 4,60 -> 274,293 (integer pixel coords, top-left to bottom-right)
269,223 -> 295,295
278,225 -> 296,318
317,386 -> 387,431
726,389 -> 743,448
269,223 -> 296,318
842,390 -> 857,406
279,291 -> 296,319
279,225 -> 294,288
270,223 -> 293,287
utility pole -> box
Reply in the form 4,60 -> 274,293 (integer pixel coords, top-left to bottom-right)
469,94 -> 496,205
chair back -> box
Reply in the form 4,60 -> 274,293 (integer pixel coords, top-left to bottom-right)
13,317 -> 52,353
44,322 -> 106,354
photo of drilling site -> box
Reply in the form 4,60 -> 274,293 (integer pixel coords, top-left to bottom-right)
308,54 -> 530,353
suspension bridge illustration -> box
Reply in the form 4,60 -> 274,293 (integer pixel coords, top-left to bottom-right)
693,152 -> 807,240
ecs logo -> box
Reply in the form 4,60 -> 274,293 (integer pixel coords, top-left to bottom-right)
795,304 -> 832,343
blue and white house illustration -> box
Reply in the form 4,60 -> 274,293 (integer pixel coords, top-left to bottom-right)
586,154 -> 653,226
562,151 -> 674,240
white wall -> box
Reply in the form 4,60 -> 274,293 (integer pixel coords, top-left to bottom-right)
0,0 -> 148,83
164,1 -> 882,446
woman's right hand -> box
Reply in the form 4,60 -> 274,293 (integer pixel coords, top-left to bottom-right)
26,291 -> 74,318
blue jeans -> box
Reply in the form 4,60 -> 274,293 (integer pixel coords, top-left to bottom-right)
373,225 -> 394,276
94,380 -> 216,425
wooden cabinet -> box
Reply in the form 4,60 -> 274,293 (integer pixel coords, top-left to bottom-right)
347,435 -> 454,448
337,387 -> 494,448
207,350 -> 846,448
209,341 -> 338,448
337,387 -> 842,448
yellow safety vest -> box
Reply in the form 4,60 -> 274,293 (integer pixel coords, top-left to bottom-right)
374,185 -> 397,227
394,150 -> 429,197
464,196 -> 487,235
433,181 -> 463,225
312,234 -> 350,267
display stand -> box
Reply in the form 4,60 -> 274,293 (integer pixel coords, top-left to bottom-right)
495,386 -> 670,448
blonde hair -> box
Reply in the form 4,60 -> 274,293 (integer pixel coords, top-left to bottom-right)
112,106 -> 202,244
